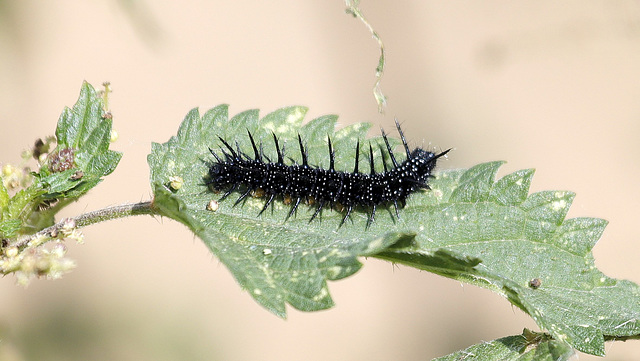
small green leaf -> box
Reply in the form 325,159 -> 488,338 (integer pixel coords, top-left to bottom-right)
433,329 -> 575,361
0,82 -> 122,239
55,81 -> 106,149
0,184 -> 47,237
4,187 -> 47,222
38,81 -> 122,200
0,219 -> 22,238
0,180 -> 9,211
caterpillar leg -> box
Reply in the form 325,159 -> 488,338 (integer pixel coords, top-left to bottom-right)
234,188 -> 253,206
258,194 -> 276,216
393,200 -> 400,219
286,197 -> 302,220
309,200 -> 325,223
220,184 -> 237,200
339,206 -> 354,227
366,205 -> 377,228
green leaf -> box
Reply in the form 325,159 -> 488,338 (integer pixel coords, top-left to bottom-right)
3,186 -> 47,222
55,81 -> 106,149
433,329 -> 575,361
148,105 -> 640,357
148,105 -> 404,317
0,82 -> 122,239
376,162 -> 640,356
0,182 -> 48,237
0,180 -> 9,211
38,81 -> 122,199
0,219 -> 22,239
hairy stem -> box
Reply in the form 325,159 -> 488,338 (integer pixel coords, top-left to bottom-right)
11,201 -> 158,249
70,201 -> 156,227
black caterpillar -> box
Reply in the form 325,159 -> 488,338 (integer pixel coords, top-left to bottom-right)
207,121 -> 450,227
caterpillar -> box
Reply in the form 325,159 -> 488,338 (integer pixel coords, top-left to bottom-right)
207,121 -> 450,227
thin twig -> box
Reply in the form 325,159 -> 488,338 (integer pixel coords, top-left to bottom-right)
345,0 -> 387,113
11,201 -> 157,249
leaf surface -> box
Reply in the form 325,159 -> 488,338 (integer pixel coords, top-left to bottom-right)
433,329 -> 575,361
375,161 -> 640,356
38,81 -> 122,199
148,105 -> 640,356
148,105 -> 402,316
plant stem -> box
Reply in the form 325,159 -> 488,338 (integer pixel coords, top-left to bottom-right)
344,0 -> 387,113
604,334 -> 640,342
71,201 -> 157,227
11,201 -> 158,249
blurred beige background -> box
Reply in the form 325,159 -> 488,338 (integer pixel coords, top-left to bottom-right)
1,1 -> 640,360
